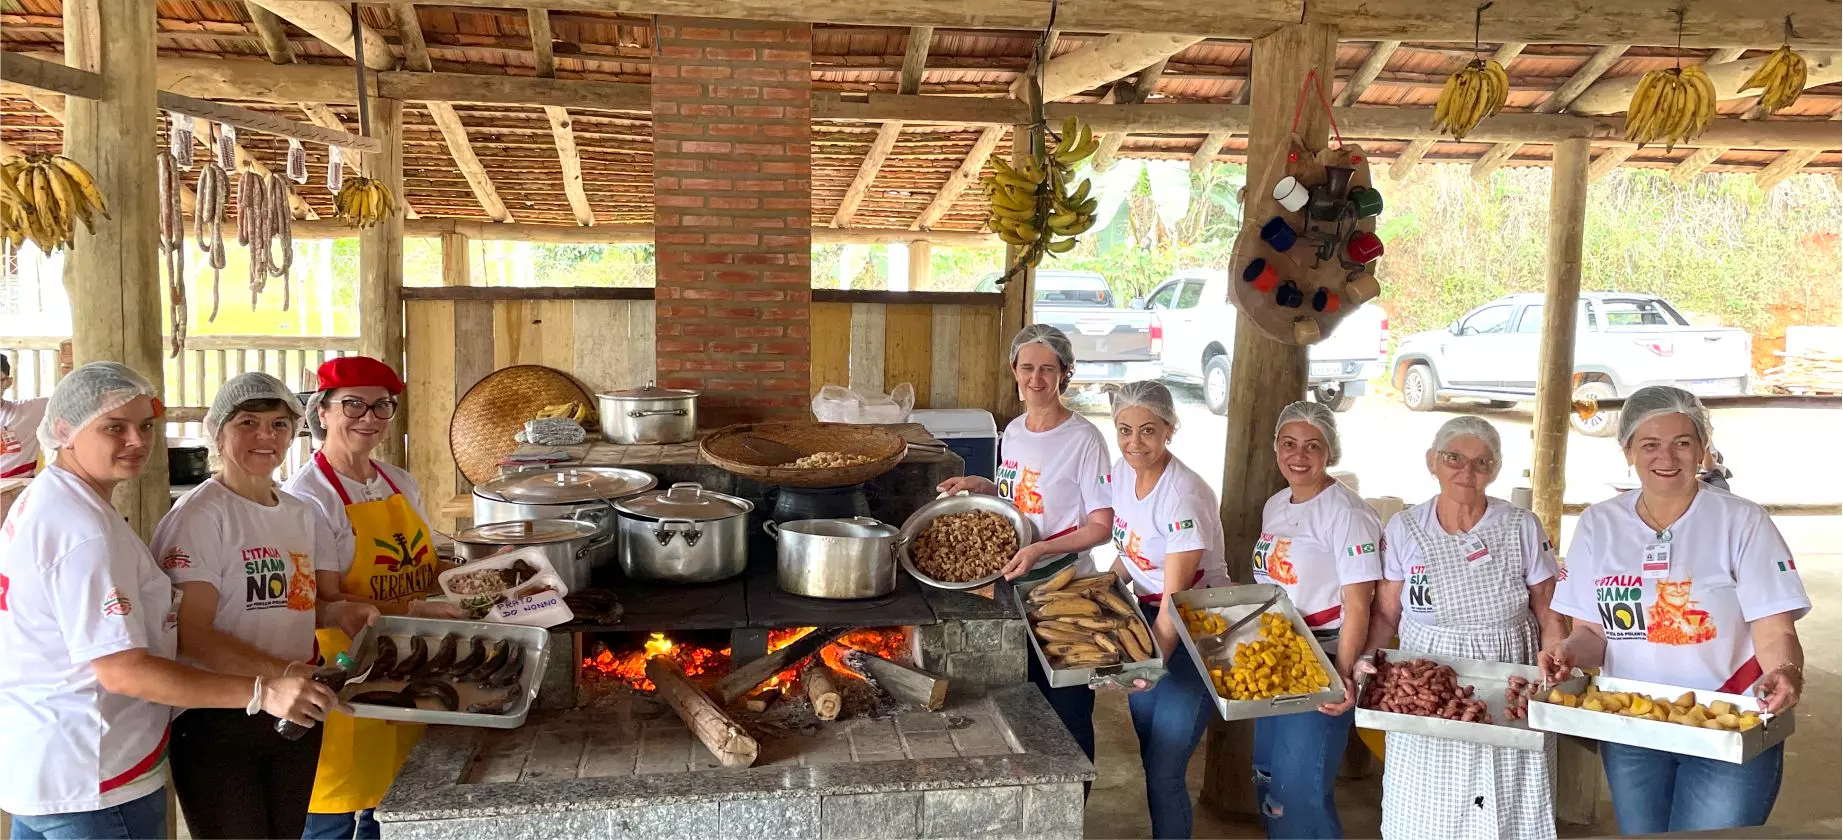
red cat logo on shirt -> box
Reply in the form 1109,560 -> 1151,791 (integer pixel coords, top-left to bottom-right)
159,548 -> 192,570
101,587 -> 132,617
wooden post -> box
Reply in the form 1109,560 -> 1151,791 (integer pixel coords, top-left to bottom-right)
61,0 -> 166,538
907,239 -> 932,292
359,97 -> 406,464
1201,21 -> 1333,818
441,230 -> 471,287
1534,136 -> 1604,827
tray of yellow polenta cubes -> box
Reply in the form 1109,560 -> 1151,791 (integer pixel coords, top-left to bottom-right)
1529,673 -> 1793,764
1171,584 -> 1343,721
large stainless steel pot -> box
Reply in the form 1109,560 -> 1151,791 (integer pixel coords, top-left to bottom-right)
597,385 -> 699,445
452,518 -> 608,591
765,517 -> 904,599
470,467 -> 656,567
609,482 -> 752,583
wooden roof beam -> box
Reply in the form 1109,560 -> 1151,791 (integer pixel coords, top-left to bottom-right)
1586,145 -> 1636,182
1190,129 -> 1231,173
528,9 -> 594,226
424,102 -> 513,222
1474,43 -> 1629,180
245,0 -> 396,71
1669,145 -> 1727,183
833,121 -> 903,228
1570,51 -> 1842,115
394,4 -> 434,72
408,0 -> 1841,49
1333,40 -> 1400,107
1755,149 -> 1822,191
245,4 -> 296,64
1009,34 -> 1203,103
0,52 -> 103,100
899,26 -> 934,96
1091,58 -> 1169,171
1388,42 -> 1523,181
292,217 -> 1002,247
912,124 -> 1006,232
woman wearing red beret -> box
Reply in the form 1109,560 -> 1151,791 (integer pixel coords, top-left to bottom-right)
283,356 -> 461,840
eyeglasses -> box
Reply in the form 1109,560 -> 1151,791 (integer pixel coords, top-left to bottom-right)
1436,450 -> 1497,474
336,397 -> 398,420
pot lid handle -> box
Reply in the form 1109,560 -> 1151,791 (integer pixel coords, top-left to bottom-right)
664,482 -> 705,501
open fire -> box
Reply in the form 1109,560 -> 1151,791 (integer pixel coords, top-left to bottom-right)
583,627 -> 909,692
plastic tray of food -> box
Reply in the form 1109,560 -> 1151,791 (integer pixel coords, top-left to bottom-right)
899,492 -> 1038,591
1170,584 -> 1344,721
338,615 -> 550,729
438,547 -> 564,619
1012,568 -> 1165,689
1354,649 -> 1547,751
1528,673 -> 1792,764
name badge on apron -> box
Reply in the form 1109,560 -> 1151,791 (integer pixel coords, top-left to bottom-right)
1642,541 -> 1672,579
1461,532 -> 1491,566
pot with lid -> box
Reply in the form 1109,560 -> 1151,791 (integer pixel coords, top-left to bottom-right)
765,517 -> 905,599
452,518 -> 608,591
598,385 -> 699,445
610,482 -> 752,583
471,467 -> 656,564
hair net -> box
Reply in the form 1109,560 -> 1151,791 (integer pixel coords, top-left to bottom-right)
1431,416 -> 1503,472
207,372 -> 302,440
1009,324 -> 1076,371
37,361 -> 158,452
1617,385 -> 1712,448
1274,400 -> 1342,466
1111,380 -> 1179,426
304,390 -> 330,441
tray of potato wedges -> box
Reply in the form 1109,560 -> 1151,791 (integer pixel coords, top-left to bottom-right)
338,615 -> 550,729
1170,584 -> 1344,721
1528,673 -> 1792,763
1011,566 -> 1166,689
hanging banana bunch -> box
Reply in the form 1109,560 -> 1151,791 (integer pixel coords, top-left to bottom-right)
1431,58 -> 1509,140
1739,45 -> 1807,114
334,176 -> 396,228
0,153 -> 111,254
984,116 -> 1100,276
1623,65 -> 1715,149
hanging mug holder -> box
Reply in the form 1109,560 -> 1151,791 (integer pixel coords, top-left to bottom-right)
1228,70 -> 1384,346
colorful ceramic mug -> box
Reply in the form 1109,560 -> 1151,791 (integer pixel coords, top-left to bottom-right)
1275,281 -> 1305,308
1259,216 -> 1298,252
1271,176 -> 1310,213
1350,186 -> 1385,218
1346,231 -> 1385,264
1312,287 -> 1341,313
1242,258 -> 1281,293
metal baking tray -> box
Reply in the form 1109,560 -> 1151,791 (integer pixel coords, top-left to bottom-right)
1353,649 -> 1547,751
1528,673 -> 1793,764
339,616 -> 550,729
900,492 -> 1038,591
1170,584 -> 1344,721
1013,574 -> 1166,689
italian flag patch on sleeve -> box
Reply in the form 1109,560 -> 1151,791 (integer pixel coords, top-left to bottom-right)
1345,542 -> 1379,558
1166,519 -> 1195,534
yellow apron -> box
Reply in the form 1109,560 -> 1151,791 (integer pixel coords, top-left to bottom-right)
308,452 -> 440,814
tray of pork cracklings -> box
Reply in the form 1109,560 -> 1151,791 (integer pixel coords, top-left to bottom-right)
1528,673 -> 1793,764
338,615 -> 551,729
1354,649 -> 1547,751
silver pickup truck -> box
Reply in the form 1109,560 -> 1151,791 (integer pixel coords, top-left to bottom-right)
978,270 -> 1156,384
1390,291 -> 1753,436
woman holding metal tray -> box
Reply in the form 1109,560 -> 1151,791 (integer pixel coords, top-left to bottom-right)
1359,415 -> 1565,839
1543,386 -> 1808,835
1106,381 -> 1228,840
1247,400 -> 1382,839
936,325 -> 1114,766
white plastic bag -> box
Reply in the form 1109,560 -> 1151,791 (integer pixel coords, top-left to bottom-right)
811,383 -> 914,424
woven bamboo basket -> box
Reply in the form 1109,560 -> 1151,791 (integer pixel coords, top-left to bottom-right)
700,422 -> 907,488
449,365 -> 593,485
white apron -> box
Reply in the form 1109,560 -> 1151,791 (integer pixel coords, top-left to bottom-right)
1380,503 -> 1557,840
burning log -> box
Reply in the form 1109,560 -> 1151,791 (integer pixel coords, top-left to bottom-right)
802,660 -> 843,721
644,656 -> 759,769
841,649 -> 948,711
713,627 -> 847,706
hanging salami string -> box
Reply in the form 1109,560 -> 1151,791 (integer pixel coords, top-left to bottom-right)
326,150 -> 344,193
167,111 -> 194,170
287,138 -> 308,184
217,124 -> 238,171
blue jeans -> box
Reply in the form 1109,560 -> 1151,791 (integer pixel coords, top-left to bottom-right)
1027,648 -> 1097,764
11,787 -> 166,840
1127,604 -> 1214,840
1253,704 -> 1353,839
302,810 -> 381,840
1601,741 -> 1783,834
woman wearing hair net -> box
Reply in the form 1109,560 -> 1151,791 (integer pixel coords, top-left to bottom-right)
0,363 -> 339,840
1107,380 -> 1227,840
1543,386 -> 1807,834
281,356 -> 460,840
937,325 -> 1114,767
0,353 -> 50,478
1359,415 -> 1565,839
1248,400 -> 1381,839
150,372 -> 380,839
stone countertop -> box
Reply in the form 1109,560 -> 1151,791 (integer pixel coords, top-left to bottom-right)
377,684 -> 1091,823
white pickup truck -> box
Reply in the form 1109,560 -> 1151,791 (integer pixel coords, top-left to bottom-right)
1390,291 -> 1753,436
1145,269 -> 1390,415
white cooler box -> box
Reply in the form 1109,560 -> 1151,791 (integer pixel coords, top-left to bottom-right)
910,409 -> 998,481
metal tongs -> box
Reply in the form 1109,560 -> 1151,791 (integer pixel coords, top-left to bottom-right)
1192,589 -> 1283,660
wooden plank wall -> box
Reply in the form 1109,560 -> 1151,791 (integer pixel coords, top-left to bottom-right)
811,301 -> 1006,416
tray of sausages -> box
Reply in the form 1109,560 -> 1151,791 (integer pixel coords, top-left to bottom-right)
338,615 -> 550,729
1353,649 -> 1547,751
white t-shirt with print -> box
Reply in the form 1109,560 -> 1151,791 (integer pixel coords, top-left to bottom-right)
283,459 -> 429,575
997,412 -> 1112,543
1382,497 -> 1558,626
0,396 -> 48,477
1552,487 -> 1809,692
0,466 -> 179,816
152,479 -> 341,665
1252,482 -> 1384,629
1109,456 -> 1228,595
